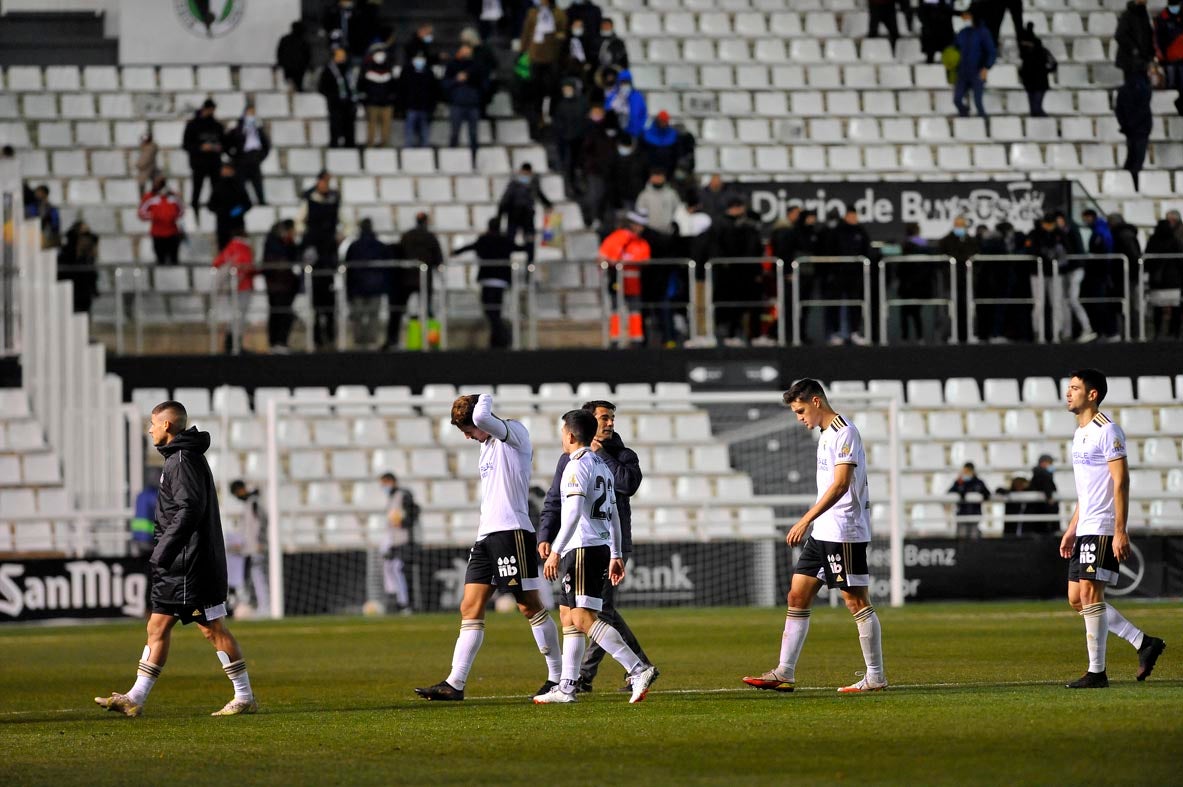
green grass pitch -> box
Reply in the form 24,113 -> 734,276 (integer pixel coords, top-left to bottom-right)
2,601 -> 1180,785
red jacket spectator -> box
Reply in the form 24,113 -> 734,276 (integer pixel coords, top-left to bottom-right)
214,235 -> 255,292
137,188 -> 183,238
599,211 -> 652,298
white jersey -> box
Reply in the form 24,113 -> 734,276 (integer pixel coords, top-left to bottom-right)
812,414 -> 871,543
1071,412 -> 1127,536
554,447 -> 622,557
472,394 -> 534,539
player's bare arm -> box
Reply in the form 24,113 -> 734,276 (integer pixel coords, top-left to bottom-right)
787,463 -> 854,546
1059,505 -> 1079,559
1109,456 -> 1131,561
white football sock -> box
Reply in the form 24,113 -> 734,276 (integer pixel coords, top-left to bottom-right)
777,607 -> 811,681
530,609 -> 562,683
854,606 -> 885,682
217,651 -> 253,700
445,619 -> 485,690
1082,602 -> 1108,673
1106,604 -> 1144,650
588,619 -> 642,675
560,625 -> 586,694
126,646 -> 160,705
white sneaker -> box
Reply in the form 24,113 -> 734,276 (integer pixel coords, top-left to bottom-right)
211,696 -> 259,716
532,687 -> 577,704
837,673 -> 888,693
95,692 -> 142,717
1077,330 -> 1098,343
850,332 -> 871,346
629,665 -> 658,704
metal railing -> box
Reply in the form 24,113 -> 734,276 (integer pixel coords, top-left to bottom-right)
789,255 -> 871,346
704,257 -> 785,345
608,258 -> 698,348
965,254 -> 1045,344
877,255 -> 958,346
1064,253 -> 1131,342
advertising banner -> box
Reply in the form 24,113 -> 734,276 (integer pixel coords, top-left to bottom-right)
0,558 -> 149,621
730,180 -> 1072,241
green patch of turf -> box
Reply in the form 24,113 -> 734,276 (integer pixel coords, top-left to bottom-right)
2,601 -> 1180,785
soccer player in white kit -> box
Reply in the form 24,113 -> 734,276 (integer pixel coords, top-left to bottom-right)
414,394 -> 563,701
743,379 -> 887,694
1061,369 -> 1165,688
533,410 -> 658,705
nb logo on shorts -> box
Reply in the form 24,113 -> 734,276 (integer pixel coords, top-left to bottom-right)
828,553 -> 844,575
1080,543 -> 1097,565
497,555 -> 519,577
562,572 -> 571,594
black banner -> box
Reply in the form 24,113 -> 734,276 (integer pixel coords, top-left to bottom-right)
0,558 -> 150,621
730,179 -> 1072,241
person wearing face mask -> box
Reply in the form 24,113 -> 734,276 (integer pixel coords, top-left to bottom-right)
224,103 -> 270,205
360,43 -> 397,147
596,17 -> 629,75
403,23 -> 439,70
1027,453 -> 1060,535
604,70 -> 647,138
1154,1 -> 1183,112
947,463 -> 991,539
398,51 -> 442,149
496,163 -> 553,263
322,0 -> 378,64
938,215 -> 978,341
444,45 -> 487,160
578,106 -> 618,228
553,78 -> 589,189
606,132 -> 650,217
318,46 -> 359,148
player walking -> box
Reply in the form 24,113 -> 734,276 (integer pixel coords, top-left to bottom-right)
533,410 -> 658,704
95,401 -> 257,717
1061,369 -> 1165,688
415,393 -> 563,700
743,379 -> 887,694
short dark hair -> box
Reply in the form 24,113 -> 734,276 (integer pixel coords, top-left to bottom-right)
230,480 -> 247,494
151,400 -> 188,430
380,472 -> 396,483
962,462 -> 975,472
1081,209 -> 1097,219
450,394 -> 480,427
783,379 -> 827,406
562,409 -> 598,445
1069,368 -> 1108,404
581,399 -> 616,413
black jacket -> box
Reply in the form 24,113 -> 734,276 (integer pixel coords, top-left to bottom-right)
397,68 -> 442,114
948,475 -> 991,517
443,58 -> 486,109
182,113 -> 224,172
539,433 -> 642,554
277,29 -> 311,76
1027,465 -> 1059,522
318,61 -> 358,108
263,229 -> 301,296
208,175 -> 251,219
1115,1 -> 1155,75
302,187 -> 341,247
345,230 -> 392,296
1115,74 -> 1153,140
224,121 -> 271,164
453,232 -> 525,284
151,428 -> 227,608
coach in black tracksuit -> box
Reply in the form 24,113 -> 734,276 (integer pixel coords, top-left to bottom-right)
539,404 -> 652,689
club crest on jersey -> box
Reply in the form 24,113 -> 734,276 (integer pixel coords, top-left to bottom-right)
1113,438 -> 1124,452
566,473 -> 580,488
496,556 -> 518,577
838,442 -> 852,458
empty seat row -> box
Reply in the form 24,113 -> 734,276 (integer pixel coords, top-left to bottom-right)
9,91 -> 325,121
0,453 -> 63,485
0,420 -> 45,450
0,487 -> 71,517
0,65 -> 278,92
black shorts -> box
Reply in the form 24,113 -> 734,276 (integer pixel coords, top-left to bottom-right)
558,545 -> 611,612
1068,534 -> 1121,585
151,601 -> 228,626
464,529 -> 544,591
794,537 -> 871,590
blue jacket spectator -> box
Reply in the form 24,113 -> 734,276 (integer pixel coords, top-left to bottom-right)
642,110 -> 679,174
955,18 -> 997,79
605,69 -> 647,138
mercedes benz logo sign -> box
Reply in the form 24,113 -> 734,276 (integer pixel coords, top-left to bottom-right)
1109,541 -> 1144,596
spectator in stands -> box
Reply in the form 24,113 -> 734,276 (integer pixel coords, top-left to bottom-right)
1080,209 -> 1118,342
135,133 -> 159,195
642,111 -> 680,176
400,210 -> 445,319
277,21 -> 312,91
213,226 -> 256,353
999,476 -> 1031,536
977,221 -> 1026,343
700,174 -> 732,220
1018,23 -> 1055,117
322,0 -> 379,65
706,197 -> 765,345
596,17 -> 628,78
634,169 -> 681,239
1168,209 -> 1183,246
470,0 -> 504,43
605,70 -> 647,138
896,222 -> 935,343
1144,218 -> 1183,338
208,160 -> 251,252
521,0 -> 568,137
262,219 -> 300,353
563,10 -> 597,91
770,205 -> 804,271
1115,70 -> 1153,191
606,133 -> 650,219
1027,454 -> 1059,534
359,44 -> 397,148
821,209 -> 873,345
578,105 -> 617,228
568,0 -> 603,49
183,99 -> 224,221
868,0 -> 901,52
398,51 -> 442,149
320,46 -> 359,149
25,185 -> 61,250
459,28 -> 499,117
600,210 -> 652,345
939,216 -> 978,342
1157,3 -> 1183,110
453,218 -> 528,349
981,0 -> 1023,46
497,163 -> 553,263
403,23 -> 440,69
1025,213 -> 1067,341
224,103 -> 270,206
298,170 -> 342,349
948,462 -> 991,539
343,218 -> 390,348
919,0 -> 955,63
952,5 -> 997,119
57,220 -> 98,314
553,78 -> 588,190
444,45 -> 487,160
1108,213 -> 1142,329
138,176 -> 184,266
1116,0 -> 1155,81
